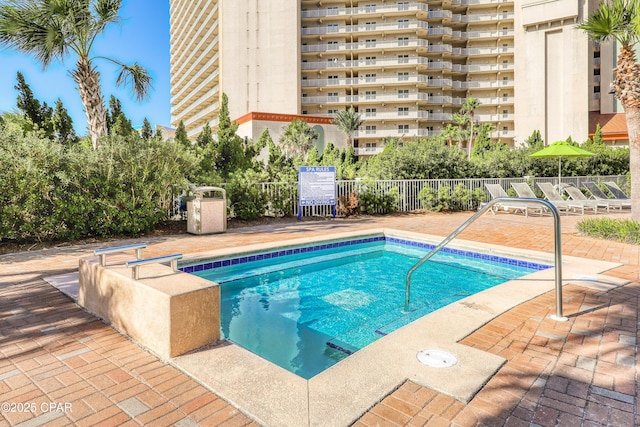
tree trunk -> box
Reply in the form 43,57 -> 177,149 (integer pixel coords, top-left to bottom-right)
72,56 -> 108,149
625,106 -> 640,221
615,47 -> 640,220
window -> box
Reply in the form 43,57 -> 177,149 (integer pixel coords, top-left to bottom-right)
365,39 -> 377,48
502,76 -> 509,85
365,142 -> 377,151
397,72 -> 409,81
328,109 -> 338,114
365,73 -> 377,82
502,43 -> 508,52
328,92 -> 339,101
365,90 -> 377,100
398,37 -> 409,46
502,109 -> 508,118
502,60 -> 509,69
398,89 -> 409,99
327,40 -> 339,50
398,124 -> 409,133
397,2 -> 409,11
502,127 -> 508,135
398,107 -> 409,116
398,54 -> 409,63
365,21 -> 376,30
364,4 -> 376,13
365,108 -> 377,117
397,19 -> 409,29
327,23 -> 338,33
365,56 -> 377,65
365,125 -> 377,134
327,6 -> 338,15
328,75 -> 339,84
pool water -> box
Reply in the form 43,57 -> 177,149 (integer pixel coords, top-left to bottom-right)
187,237 -> 549,379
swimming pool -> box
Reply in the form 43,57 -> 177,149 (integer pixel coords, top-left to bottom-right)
183,235 -> 550,379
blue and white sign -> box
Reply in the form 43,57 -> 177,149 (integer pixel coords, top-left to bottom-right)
298,166 -> 336,206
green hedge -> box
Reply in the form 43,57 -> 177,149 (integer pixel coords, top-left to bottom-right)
0,126 -> 195,242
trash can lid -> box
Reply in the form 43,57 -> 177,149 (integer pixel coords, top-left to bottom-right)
192,186 -> 226,197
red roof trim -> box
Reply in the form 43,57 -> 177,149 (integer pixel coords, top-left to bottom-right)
235,112 -> 333,126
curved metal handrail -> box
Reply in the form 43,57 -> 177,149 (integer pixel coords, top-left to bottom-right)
405,197 -> 567,321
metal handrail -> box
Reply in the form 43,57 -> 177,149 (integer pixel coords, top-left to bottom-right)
404,197 -> 567,321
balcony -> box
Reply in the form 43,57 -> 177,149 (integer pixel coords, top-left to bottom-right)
300,3 -> 428,19
362,111 -> 433,120
302,20 -> 433,36
491,130 -> 515,139
353,128 -> 433,138
355,146 -> 385,156
302,56 -> 447,71
460,12 -> 514,23
301,93 -> 464,105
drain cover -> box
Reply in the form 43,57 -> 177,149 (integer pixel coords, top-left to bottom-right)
417,349 -> 457,368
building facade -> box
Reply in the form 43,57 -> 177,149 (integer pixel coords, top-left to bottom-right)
169,0 -> 625,153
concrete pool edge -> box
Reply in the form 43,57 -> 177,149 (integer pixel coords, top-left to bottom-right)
169,228 -> 625,427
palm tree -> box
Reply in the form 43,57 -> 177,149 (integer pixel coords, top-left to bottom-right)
579,0 -> 640,219
460,97 -> 480,158
0,0 -> 151,149
332,107 -> 365,148
280,119 -> 318,159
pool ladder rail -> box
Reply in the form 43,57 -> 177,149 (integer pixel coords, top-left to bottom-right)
93,244 -> 182,280
404,197 -> 567,322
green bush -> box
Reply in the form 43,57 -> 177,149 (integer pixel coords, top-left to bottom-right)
418,183 -> 484,212
576,218 -> 640,244
0,128 -> 195,242
358,184 -> 399,214
226,169 -> 269,220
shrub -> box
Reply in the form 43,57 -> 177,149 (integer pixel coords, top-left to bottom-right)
419,183 -> 484,212
0,130 -> 195,242
226,169 -> 269,220
576,218 -> 640,244
358,184 -> 398,214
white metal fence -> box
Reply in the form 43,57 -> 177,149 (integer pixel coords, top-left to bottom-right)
171,175 -> 628,219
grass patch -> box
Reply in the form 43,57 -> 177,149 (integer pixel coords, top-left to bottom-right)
576,218 -> 640,244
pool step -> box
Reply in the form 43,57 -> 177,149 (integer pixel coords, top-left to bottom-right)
325,302 -> 436,355
205,245 -> 383,284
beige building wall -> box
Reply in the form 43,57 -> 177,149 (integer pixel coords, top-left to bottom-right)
219,1 -> 300,121
514,0 -> 590,145
169,0 -> 300,138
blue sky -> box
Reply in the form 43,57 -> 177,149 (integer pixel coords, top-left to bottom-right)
0,0 -> 170,135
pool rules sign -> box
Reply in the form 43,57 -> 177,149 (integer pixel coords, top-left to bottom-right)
298,166 -> 337,220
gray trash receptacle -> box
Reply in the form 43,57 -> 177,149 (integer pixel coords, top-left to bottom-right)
187,186 -> 227,235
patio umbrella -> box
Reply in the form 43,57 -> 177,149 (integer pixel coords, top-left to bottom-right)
529,141 -> 595,184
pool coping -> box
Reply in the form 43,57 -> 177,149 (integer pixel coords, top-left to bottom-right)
166,228 -> 625,427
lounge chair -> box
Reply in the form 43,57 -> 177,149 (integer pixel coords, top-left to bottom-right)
561,185 -> 619,213
536,182 -> 590,215
484,183 -> 544,217
583,182 -> 630,209
603,181 -> 631,201
512,182 -> 578,215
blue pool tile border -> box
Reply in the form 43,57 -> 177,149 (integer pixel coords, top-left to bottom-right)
179,235 -> 551,274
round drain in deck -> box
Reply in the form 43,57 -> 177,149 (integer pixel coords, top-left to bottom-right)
417,349 -> 457,368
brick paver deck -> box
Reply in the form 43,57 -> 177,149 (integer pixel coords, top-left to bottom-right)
1,211 -> 638,426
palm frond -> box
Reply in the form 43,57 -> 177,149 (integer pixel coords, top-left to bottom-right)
115,62 -> 152,101
578,0 -> 640,46
91,0 -> 121,40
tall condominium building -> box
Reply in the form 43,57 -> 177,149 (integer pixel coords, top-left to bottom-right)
169,0 -> 627,153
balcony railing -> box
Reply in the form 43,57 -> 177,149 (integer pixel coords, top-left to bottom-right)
301,2 -> 428,18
